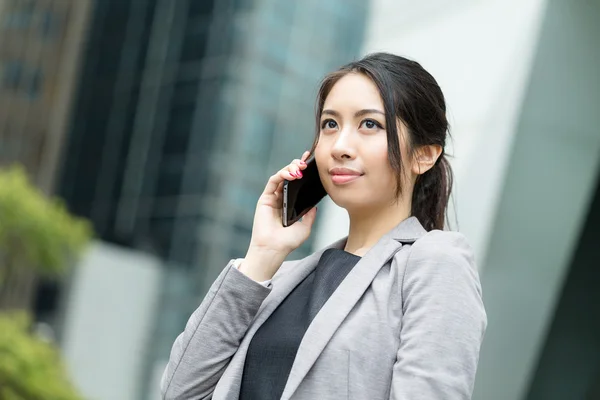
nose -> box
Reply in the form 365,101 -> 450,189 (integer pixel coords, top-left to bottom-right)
330,129 -> 357,160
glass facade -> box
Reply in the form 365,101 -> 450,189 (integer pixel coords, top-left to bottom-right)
0,0 -> 91,189
0,0 -> 93,320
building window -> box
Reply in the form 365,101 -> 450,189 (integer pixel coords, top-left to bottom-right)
180,29 -> 209,63
1,62 -> 43,99
188,0 -> 215,17
1,1 -> 34,30
27,69 -> 43,99
172,80 -> 199,105
2,61 -> 23,90
163,104 -> 194,156
148,216 -> 176,258
231,0 -> 255,13
240,110 -> 275,161
40,8 -> 58,38
156,165 -> 183,198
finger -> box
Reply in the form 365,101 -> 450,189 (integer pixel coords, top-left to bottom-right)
291,158 -> 307,170
262,172 -> 284,196
285,164 -> 303,179
263,160 -> 305,196
264,169 -> 298,197
273,181 -> 284,200
301,151 -> 310,162
298,206 -> 318,229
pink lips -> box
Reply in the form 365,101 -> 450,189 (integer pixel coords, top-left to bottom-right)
329,167 -> 363,185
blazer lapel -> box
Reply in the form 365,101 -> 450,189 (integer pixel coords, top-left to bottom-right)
260,236 -> 348,317
216,238 -> 346,399
280,216 -> 427,400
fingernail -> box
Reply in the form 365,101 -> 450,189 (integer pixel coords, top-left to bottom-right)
300,161 -> 307,166
297,171 -> 303,178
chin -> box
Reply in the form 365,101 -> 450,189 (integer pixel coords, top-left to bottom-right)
327,190 -> 371,212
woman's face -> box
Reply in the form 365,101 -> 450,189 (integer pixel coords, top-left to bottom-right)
315,73 -> 412,212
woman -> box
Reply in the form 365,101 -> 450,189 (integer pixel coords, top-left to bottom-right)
161,52 -> 487,400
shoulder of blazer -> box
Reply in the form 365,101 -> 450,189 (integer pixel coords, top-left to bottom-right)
406,230 -> 474,257
395,229 -> 476,278
392,229 -> 476,309
392,228 -> 474,266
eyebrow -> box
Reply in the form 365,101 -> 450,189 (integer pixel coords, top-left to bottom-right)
321,109 -> 385,119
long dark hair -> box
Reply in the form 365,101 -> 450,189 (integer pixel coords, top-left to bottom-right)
311,52 -> 453,231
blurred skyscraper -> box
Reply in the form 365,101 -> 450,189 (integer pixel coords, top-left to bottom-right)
46,0 -> 368,398
0,0 -> 93,318
0,0 -> 92,192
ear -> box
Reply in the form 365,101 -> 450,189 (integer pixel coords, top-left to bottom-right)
411,144 -> 443,175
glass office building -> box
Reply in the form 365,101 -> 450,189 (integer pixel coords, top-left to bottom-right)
56,0 -> 368,397
0,0 -> 92,192
0,0 -> 92,314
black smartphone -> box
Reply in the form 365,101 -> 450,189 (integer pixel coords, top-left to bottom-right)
282,157 -> 327,227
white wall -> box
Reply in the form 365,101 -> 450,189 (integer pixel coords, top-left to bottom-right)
61,241 -> 163,400
313,0 -> 548,266
473,0 -> 600,397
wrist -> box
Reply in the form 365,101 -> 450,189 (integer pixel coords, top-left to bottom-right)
241,245 -> 288,281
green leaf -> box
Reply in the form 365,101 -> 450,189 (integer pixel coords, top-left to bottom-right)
0,312 -> 83,400
0,165 -> 93,279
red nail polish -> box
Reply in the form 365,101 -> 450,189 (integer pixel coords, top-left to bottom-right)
297,171 -> 303,178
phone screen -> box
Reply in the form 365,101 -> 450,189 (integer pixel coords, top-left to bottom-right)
282,157 -> 327,227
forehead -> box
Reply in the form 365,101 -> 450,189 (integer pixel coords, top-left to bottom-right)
323,73 -> 383,112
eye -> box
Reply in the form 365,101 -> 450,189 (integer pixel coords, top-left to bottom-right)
360,119 -> 383,130
321,119 -> 338,130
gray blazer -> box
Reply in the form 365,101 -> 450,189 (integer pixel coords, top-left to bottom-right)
161,217 -> 487,399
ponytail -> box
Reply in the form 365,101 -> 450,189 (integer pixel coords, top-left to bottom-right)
411,155 -> 453,231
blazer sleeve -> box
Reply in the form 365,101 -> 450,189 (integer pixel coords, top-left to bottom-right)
160,260 -> 271,400
389,231 -> 487,400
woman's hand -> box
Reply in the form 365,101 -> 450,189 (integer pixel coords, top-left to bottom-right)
240,151 -> 318,281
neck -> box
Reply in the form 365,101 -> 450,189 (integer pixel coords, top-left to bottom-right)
344,200 -> 412,256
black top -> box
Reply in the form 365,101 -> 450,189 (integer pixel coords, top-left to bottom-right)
239,248 -> 361,400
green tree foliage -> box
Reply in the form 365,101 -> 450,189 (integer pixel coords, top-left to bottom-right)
0,165 -> 92,399
0,165 -> 92,288
0,313 -> 82,400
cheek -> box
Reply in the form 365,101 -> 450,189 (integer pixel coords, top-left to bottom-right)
314,140 -> 329,175
314,139 -> 325,160
378,156 -> 397,188
362,142 -> 398,201
366,139 -> 394,179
